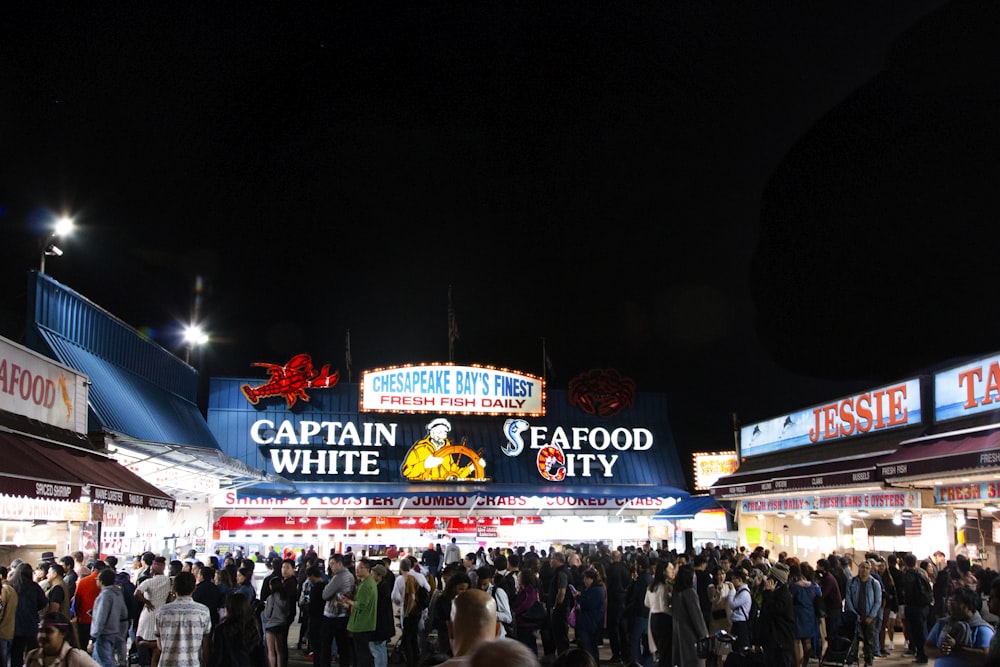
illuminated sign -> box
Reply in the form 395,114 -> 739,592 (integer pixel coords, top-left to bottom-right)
741,378 -> 923,457
693,452 -> 738,491
252,415 -> 653,483
360,364 -> 544,416
0,336 -> 88,434
935,481 -> 1000,504
739,491 -> 922,513
241,354 -> 339,408
935,353 -> 1000,422
214,491 -> 672,510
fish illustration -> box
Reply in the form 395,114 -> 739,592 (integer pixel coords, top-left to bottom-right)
502,418 -> 529,456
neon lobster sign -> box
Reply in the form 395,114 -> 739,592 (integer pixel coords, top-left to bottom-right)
241,354 -> 339,408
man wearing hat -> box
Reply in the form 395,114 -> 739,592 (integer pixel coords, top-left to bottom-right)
401,417 -> 484,480
756,561 -> 795,667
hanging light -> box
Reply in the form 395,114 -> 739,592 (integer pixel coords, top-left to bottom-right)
892,512 -> 903,526
80,485 -> 91,504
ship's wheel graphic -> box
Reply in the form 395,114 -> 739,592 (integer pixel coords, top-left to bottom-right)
437,443 -> 487,480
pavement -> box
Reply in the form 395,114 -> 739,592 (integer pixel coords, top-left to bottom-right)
283,623 -> 937,667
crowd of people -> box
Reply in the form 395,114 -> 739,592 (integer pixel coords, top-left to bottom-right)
2,542 -> 1000,667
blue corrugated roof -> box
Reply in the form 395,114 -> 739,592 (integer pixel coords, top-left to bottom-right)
27,272 -> 219,449
650,495 -> 722,520
209,376 -> 689,499
37,329 -> 219,448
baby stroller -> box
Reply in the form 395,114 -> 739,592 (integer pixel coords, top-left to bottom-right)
820,610 -> 860,666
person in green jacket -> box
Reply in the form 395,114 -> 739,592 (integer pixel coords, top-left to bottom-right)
347,559 -> 378,667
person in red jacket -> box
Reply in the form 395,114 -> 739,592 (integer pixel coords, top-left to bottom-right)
72,561 -> 103,648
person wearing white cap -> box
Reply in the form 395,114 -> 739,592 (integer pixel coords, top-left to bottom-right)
401,417 -> 483,480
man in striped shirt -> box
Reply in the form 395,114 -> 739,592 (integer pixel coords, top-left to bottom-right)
155,572 -> 211,667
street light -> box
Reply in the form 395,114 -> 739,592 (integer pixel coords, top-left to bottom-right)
39,215 -> 75,274
183,324 -> 209,364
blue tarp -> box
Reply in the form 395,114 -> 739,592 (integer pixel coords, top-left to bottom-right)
650,494 -> 722,520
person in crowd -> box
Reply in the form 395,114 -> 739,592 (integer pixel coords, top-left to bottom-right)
982,577 -> 1000,665
603,549 -> 630,665
423,545 -> 442,592
155,571 -> 212,667
925,586 -> 994,666
321,553 -> 355,667
644,558 -> 673,667
707,560 -> 734,639
787,562 -> 821,667
46,563 -> 72,616
62,556 -> 80,598
437,588 -> 501,667
11,561 -> 48,667
400,572 -> 423,667
671,564 -> 708,667
475,566 -> 514,639
545,551 -> 572,660
511,568 -> 543,657
26,611 -> 101,667
816,558 -> 843,647
876,556 -> 898,656
263,577 -> 291,667
574,568 -> 606,662
73,560 -> 104,655
194,565 -> 227,631
756,561 -> 795,667
845,561 -> 882,667
625,554 -> 653,667
346,559 -> 377,667
727,568 -> 753,656
135,556 -> 171,667
0,568 -> 18,667
370,564 -> 395,667
303,565 -> 327,666
234,567 -> 257,602
211,593 -> 265,667
443,538 -> 462,569
89,569 -> 128,667
215,568 -> 234,600
549,647 -> 597,667
467,636 -> 540,667
431,571 -> 472,657
392,558 -> 430,604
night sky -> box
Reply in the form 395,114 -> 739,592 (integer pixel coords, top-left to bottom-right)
4,2 -> 998,467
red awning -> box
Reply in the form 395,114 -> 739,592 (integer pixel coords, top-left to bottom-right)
0,430 -> 174,510
876,425 -> 1000,480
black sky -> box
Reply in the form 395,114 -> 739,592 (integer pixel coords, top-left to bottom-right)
4,2 -> 997,465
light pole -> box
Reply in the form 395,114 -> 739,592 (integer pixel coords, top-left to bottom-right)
39,215 -> 75,274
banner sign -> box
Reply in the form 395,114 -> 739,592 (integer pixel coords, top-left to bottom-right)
741,497 -> 815,513
935,481 -> 1000,505
935,354 -> 1000,422
0,336 -> 88,433
814,490 -> 921,510
214,516 -> 543,534
740,491 -> 921,513
741,378 -> 923,458
214,492 -> 672,511
361,364 -> 544,416
693,452 -> 738,491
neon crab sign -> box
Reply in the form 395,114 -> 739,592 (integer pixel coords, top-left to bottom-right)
240,353 -> 339,408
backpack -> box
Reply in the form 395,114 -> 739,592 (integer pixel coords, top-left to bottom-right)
493,571 -> 516,603
490,586 -> 517,639
415,583 -> 430,611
